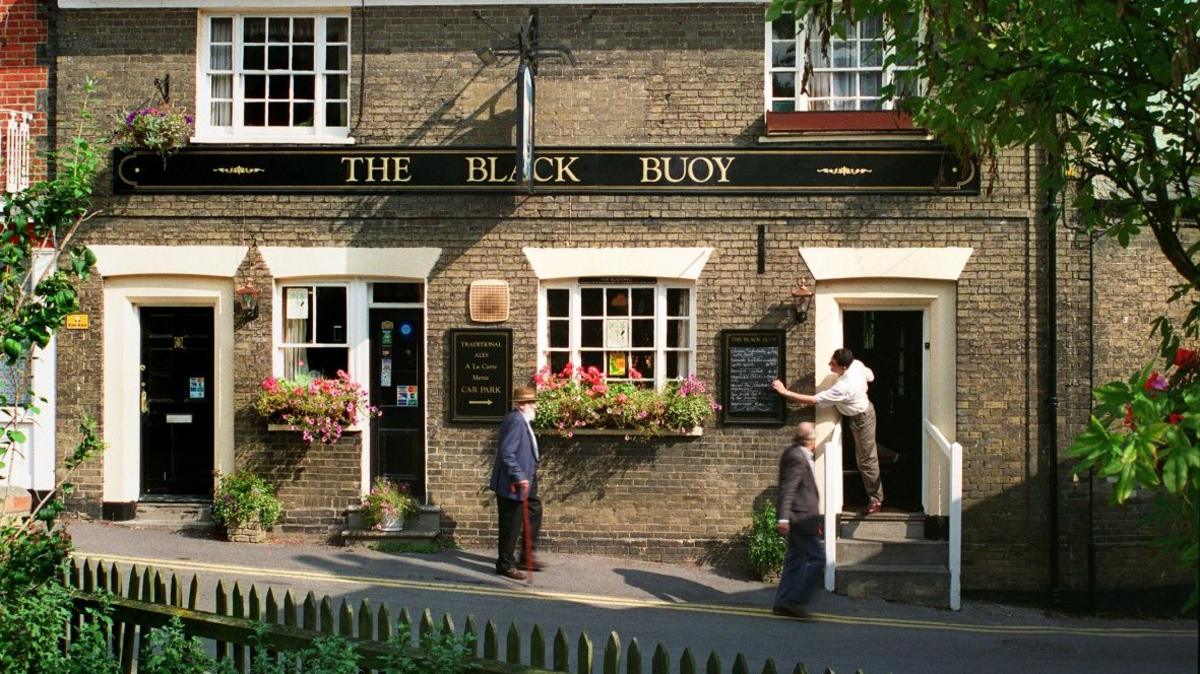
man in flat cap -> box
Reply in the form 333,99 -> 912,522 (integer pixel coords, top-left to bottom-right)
490,386 -> 544,580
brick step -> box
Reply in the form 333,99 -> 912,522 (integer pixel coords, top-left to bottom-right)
834,564 -> 951,608
838,511 -> 924,540
837,537 -> 948,566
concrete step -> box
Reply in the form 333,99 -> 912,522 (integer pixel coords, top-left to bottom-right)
342,504 -> 441,548
835,564 -> 951,608
837,538 -> 948,566
838,511 -> 924,540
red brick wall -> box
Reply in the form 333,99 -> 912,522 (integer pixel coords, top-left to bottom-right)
0,0 -> 49,180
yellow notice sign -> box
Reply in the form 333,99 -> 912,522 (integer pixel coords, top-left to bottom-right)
65,313 -> 89,330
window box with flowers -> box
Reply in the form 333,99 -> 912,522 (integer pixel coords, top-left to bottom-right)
532,363 -> 719,439
111,102 -> 194,161
254,370 -> 378,444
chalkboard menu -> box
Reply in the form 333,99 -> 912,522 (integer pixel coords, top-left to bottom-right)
721,330 -> 787,426
449,329 -> 513,423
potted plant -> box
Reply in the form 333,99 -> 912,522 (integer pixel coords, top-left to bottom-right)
254,370 -> 378,444
748,503 -> 787,582
111,101 -> 194,161
211,470 -> 283,543
360,477 -> 419,532
532,363 -> 720,438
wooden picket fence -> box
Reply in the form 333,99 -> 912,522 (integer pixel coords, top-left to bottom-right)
67,556 -> 854,674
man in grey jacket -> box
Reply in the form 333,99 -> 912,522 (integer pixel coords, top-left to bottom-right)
772,421 -> 824,618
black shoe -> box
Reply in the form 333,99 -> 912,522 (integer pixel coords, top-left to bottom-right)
497,567 -> 527,580
771,604 -> 814,620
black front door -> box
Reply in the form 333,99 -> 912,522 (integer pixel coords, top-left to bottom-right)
369,308 -> 425,498
140,307 -> 214,497
842,310 -> 924,511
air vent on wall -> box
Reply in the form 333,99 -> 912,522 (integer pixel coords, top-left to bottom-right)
469,280 -> 510,323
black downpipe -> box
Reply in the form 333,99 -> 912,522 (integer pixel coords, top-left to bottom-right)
1044,157 -> 1061,605
1087,213 -> 1097,611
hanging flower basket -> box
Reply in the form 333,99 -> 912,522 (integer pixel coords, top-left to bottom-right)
111,102 -> 194,160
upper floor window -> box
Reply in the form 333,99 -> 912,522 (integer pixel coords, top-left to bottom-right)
540,280 -> 695,390
198,13 -> 351,143
766,14 -> 916,113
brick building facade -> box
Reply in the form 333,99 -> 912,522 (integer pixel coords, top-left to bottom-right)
39,0 -> 1189,605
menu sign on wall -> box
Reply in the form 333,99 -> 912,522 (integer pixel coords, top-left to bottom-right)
721,330 -> 787,426
449,329 -> 512,423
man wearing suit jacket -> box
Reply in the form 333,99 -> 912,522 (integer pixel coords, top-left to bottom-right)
490,386 -> 543,580
773,421 -> 825,618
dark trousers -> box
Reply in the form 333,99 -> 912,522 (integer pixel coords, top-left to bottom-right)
496,481 -> 542,573
774,531 -> 825,610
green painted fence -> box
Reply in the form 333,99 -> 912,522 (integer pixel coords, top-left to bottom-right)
67,556 -> 855,674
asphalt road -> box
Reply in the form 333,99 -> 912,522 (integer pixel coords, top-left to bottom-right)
69,521 -> 1198,674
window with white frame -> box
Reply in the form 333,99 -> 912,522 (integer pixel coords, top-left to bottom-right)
541,280 -> 694,389
200,13 -> 351,141
766,14 -> 916,112
279,284 -> 349,380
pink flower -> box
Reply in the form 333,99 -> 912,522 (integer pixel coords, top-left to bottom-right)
1144,372 -> 1169,393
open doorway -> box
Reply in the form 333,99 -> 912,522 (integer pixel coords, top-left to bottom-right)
842,310 -> 924,512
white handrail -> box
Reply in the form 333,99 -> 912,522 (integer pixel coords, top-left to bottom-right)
924,419 -> 962,610
823,422 -> 842,591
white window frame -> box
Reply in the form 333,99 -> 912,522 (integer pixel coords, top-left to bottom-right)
276,281 -> 354,381
764,13 -> 917,113
195,11 -> 354,144
537,281 -> 697,391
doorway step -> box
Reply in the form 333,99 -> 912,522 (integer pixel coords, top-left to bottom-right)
341,504 -> 442,549
835,510 -> 949,608
111,498 -> 214,532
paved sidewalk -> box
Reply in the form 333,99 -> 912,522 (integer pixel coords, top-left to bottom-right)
67,518 -> 1191,632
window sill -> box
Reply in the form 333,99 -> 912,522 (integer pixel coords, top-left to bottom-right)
535,426 -> 703,438
190,134 -> 356,146
765,111 -> 919,135
266,423 -> 363,434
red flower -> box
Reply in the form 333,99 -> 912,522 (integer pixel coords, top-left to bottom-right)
1123,404 -> 1136,429
1167,412 -> 1184,425
1173,348 -> 1197,370
1144,372 -> 1169,393
629,367 -> 643,380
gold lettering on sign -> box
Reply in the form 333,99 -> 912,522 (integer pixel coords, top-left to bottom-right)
341,156 -> 412,183
817,166 -> 872,176
213,166 -> 265,175
639,156 -> 734,184
464,155 -> 583,184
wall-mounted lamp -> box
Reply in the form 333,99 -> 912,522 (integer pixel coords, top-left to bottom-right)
236,282 -> 260,320
792,282 -> 814,322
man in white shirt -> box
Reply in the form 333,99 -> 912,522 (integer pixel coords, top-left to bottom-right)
772,348 -> 884,513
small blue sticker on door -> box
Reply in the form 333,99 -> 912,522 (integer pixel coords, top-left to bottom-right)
399,321 -> 414,338
189,377 -> 205,399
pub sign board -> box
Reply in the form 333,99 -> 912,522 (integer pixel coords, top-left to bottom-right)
449,329 -> 513,423
721,329 -> 787,426
113,145 -> 979,195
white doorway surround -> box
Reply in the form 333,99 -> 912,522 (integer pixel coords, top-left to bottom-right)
799,246 -> 971,610
92,246 -> 245,505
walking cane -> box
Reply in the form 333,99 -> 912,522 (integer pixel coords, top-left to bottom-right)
521,489 -> 534,585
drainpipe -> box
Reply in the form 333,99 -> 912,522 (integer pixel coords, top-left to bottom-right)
1043,154 -> 1061,605
1087,216 -> 1096,611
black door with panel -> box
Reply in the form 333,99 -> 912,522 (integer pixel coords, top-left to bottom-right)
369,308 -> 425,498
842,310 -> 923,511
140,307 -> 214,496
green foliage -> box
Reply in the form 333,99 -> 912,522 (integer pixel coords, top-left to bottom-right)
211,470 -> 283,529
1068,347 -> 1200,610
111,102 -> 194,160
141,617 -> 236,674
767,0 -> 1198,282
748,503 -> 788,581
384,619 -> 471,674
372,538 -> 456,555
254,370 -> 378,444
360,476 -> 419,530
533,364 -> 719,437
